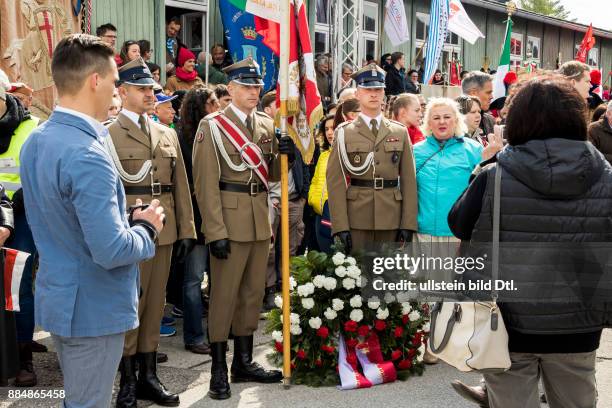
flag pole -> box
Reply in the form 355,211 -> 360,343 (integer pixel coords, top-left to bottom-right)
279,0 -> 292,388
205,4 -> 211,86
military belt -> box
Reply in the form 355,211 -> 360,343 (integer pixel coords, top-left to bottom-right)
219,181 -> 267,196
350,178 -> 398,190
124,184 -> 173,196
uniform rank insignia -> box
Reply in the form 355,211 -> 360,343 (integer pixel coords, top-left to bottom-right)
260,138 -> 272,144
386,137 -> 399,142
354,154 -> 361,164
392,152 -> 400,164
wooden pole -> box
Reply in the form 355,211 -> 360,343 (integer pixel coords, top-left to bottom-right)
279,0 -> 292,388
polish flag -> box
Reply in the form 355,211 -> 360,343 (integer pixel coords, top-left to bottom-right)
3,248 -> 30,312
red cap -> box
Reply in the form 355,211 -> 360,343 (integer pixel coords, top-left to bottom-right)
177,47 -> 196,67
503,71 -> 518,86
590,69 -> 602,85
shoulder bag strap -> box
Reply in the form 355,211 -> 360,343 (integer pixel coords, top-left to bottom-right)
492,165 -> 502,302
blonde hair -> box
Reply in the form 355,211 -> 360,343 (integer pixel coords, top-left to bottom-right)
391,93 -> 420,120
421,97 -> 467,137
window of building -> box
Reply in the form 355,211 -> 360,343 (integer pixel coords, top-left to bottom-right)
526,36 -> 540,61
574,44 -> 600,67
316,0 -> 329,24
510,32 -> 523,57
314,0 -> 331,54
361,1 -> 379,61
416,12 -> 429,41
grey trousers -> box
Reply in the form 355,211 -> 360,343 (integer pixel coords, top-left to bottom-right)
484,351 -> 598,408
52,332 -> 125,408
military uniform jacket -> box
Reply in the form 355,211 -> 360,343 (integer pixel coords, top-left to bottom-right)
326,116 -> 418,234
192,106 -> 280,244
108,112 -> 196,246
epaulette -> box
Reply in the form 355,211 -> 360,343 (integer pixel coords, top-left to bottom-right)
204,111 -> 223,120
102,118 -> 116,127
387,118 -> 405,127
255,111 -> 272,119
336,120 -> 351,129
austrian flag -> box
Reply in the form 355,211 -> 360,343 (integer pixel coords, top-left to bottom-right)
3,248 -> 30,312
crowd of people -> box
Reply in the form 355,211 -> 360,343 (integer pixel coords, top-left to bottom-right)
0,16 -> 610,408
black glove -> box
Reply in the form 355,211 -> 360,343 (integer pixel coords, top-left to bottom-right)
209,239 -> 231,259
396,229 -> 413,244
175,238 -> 196,263
278,136 -> 296,162
333,231 -> 352,255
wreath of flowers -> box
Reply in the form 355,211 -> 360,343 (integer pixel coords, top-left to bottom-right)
266,251 -> 430,387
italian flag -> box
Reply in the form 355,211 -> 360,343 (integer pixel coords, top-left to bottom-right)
493,19 -> 513,101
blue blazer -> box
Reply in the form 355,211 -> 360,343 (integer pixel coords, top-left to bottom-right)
20,111 -> 155,337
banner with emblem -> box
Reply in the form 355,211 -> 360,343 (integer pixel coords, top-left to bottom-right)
0,0 -> 81,117
220,0 -> 279,93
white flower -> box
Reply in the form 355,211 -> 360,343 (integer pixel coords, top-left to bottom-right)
301,298 -> 315,309
313,275 -> 326,288
346,256 -> 357,266
274,295 -> 283,309
409,310 -> 421,322
332,252 -> 346,265
349,309 -> 363,322
308,317 -> 322,329
376,307 -> 390,320
290,324 -> 302,335
346,265 -> 361,279
342,277 -> 356,290
349,295 -> 362,308
332,298 -> 344,311
335,266 -> 347,278
401,302 -> 412,315
289,276 -> 297,291
416,344 -> 426,362
297,282 -> 315,297
367,297 -> 381,310
383,292 -> 396,304
422,322 -> 431,332
323,277 -> 337,291
271,330 -> 283,342
324,307 -> 337,320
290,313 -> 300,325
396,291 -> 411,303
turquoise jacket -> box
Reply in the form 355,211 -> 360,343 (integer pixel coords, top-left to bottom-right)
413,135 -> 483,236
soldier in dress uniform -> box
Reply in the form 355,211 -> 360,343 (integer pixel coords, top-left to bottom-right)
326,63 -> 418,253
107,58 -> 196,408
192,57 -> 295,400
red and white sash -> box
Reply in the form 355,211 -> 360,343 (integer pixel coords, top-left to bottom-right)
211,114 -> 270,189
3,248 -> 30,312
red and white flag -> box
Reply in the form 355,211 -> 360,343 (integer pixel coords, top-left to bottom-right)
575,24 -> 596,63
3,248 -> 30,312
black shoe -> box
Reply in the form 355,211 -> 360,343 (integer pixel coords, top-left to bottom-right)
208,342 -> 231,400
185,343 -> 211,354
231,335 -> 282,383
157,352 -> 168,364
116,355 -> 137,408
30,340 -> 48,353
261,286 -> 277,313
14,343 -> 37,387
136,352 -> 179,406
451,380 -> 489,408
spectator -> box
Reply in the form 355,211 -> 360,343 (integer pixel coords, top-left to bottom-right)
214,84 -> 231,110
392,93 -> 424,145
559,60 -> 591,101
177,87 -> 218,355
153,93 -> 177,127
96,23 -> 117,50
385,52 -> 408,96
326,102 -> 338,116
199,44 -> 230,85
380,53 -> 393,71
165,47 -> 204,93
118,40 -> 141,67
431,69 -> 445,85
340,63 -> 355,90
449,75 -> 607,408
456,95 -> 503,160
7,83 -> 33,110
588,100 -> 612,164
166,16 -> 182,75
461,71 -> 495,135
315,55 -> 332,109
138,39 -> 153,62
20,33 -> 162,408
406,69 -> 420,94
591,104 -> 607,123
147,62 -> 161,84
459,70 -> 469,81
0,181 -> 16,387
308,114 -> 336,253
338,87 -> 357,104
107,94 -> 122,121
333,98 -> 360,128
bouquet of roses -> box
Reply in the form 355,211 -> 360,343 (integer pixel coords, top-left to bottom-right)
266,250 -> 429,387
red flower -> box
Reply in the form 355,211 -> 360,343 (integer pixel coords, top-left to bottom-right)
408,348 -> 417,358
275,342 -> 283,353
344,320 -> 358,332
374,320 -> 387,331
296,349 -> 306,360
346,338 -> 359,348
358,325 -> 370,337
412,332 -> 422,347
321,345 -> 335,354
394,326 -> 404,338
402,314 -> 410,325
398,359 -> 412,370
316,326 -> 330,339
391,349 -> 402,360
314,359 -> 323,367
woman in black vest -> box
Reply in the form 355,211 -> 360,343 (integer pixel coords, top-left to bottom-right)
0,184 -> 17,386
448,76 -> 612,408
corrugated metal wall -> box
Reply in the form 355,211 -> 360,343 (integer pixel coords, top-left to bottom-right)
461,4 -> 486,72
601,38 -> 612,79
559,28 -> 575,65
542,24 -> 559,69
484,10 -> 506,69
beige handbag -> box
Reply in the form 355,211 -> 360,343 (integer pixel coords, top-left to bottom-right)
427,166 -> 511,373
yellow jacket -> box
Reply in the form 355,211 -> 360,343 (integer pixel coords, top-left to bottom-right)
308,149 -> 330,215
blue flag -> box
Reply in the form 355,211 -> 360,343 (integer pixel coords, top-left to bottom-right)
219,0 -> 279,92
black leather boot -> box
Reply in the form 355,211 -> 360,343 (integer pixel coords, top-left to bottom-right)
231,335 -> 282,383
261,286 -> 277,313
208,342 -> 231,400
135,352 -> 179,406
116,356 -> 137,408
14,343 -> 37,387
